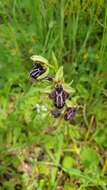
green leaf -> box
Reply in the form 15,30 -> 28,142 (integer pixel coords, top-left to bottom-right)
80,147 -> 99,168
68,125 -> 81,139
62,155 -> 75,169
63,167 -> 92,182
94,126 -> 107,147
64,183 -> 77,190
38,161 -> 49,174
76,84 -> 89,98
44,135 -> 57,149
3,181 -> 14,190
13,127 -> 21,144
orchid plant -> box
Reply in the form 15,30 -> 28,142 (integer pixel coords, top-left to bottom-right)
29,55 -> 78,122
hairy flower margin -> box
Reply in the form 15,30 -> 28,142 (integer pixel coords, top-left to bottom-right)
29,55 -> 77,122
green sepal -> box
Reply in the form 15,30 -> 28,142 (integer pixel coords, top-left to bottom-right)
51,51 -> 58,72
63,83 -> 75,94
43,85 -> 52,94
54,66 -> 64,83
30,55 -> 49,66
65,97 -> 78,107
37,66 -> 49,80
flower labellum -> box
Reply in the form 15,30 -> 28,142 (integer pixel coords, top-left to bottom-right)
30,63 -> 46,79
30,55 -> 49,80
49,85 -> 69,109
64,107 -> 76,121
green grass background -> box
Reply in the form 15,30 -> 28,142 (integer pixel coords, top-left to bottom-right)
0,0 -> 107,190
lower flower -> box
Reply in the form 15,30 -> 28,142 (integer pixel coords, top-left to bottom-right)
64,107 -> 76,121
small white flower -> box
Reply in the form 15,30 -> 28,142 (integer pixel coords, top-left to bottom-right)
35,104 -> 41,113
35,104 -> 47,113
41,105 -> 48,111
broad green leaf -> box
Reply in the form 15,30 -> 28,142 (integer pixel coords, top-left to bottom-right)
63,167 -> 92,182
62,155 -> 75,169
80,147 -> 99,168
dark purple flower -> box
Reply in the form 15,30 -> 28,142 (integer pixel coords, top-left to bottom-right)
64,107 -> 76,121
51,108 -> 61,118
49,85 -> 69,109
30,63 -> 46,79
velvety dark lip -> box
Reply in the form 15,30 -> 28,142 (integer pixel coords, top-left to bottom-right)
30,64 -> 46,79
49,84 -> 69,109
64,107 -> 76,121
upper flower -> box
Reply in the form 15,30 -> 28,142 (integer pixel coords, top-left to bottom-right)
30,63 -> 46,79
30,55 -> 49,80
